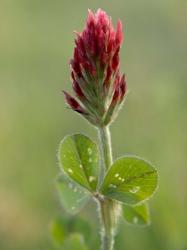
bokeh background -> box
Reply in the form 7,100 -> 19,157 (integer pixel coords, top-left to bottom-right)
1,0 -> 187,249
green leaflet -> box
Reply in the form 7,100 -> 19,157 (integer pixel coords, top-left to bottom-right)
50,217 -> 66,247
51,218 -> 88,250
50,217 -> 92,249
123,203 -> 150,226
101,156 -> 158,205
64,233 -> 88,250
58,134 -> 100,191
56,175 -> 91,214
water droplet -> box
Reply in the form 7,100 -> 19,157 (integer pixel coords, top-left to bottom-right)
115,173 -> 119,178
109,184 -> 117,189
118,177 -> 125,182
79,164 -> 83,169
133,216 -> 138,224
87,148 -> 92,155
68,168 -> 73,174
89,176 -> 96,182
129,186 -> 140,193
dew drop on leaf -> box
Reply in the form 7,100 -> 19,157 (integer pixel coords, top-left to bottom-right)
130,186 -> 140,194
109,184 -> 117,189
87,148 -> 92,155
89,176 -> 96,182
68,168 -> 73,174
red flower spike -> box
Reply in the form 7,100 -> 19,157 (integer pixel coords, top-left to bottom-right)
64,9 -> 127,126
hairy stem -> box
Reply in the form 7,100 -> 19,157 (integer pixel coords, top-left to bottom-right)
98,126 -> 119,250
98,126 -> 113,170
99,199 -> 115,250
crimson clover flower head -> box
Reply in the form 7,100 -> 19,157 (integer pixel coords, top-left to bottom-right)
64,9 -> 127,126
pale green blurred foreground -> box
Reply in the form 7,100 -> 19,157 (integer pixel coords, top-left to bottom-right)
0,0 -> 187,249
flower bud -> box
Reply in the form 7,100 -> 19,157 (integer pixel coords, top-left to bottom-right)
64,9 -> 127,126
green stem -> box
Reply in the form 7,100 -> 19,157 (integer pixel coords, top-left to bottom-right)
98,126 -> 119,250
98,126 -> 113,170
99,198 -> 117,250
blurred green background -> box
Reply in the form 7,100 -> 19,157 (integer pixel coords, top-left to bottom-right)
0,0 -> 187,249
